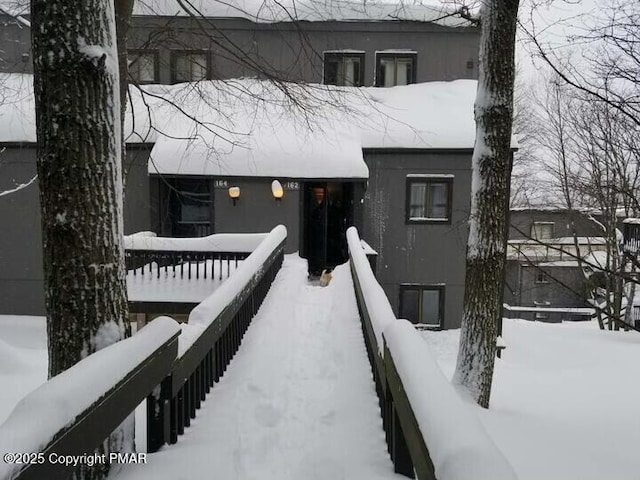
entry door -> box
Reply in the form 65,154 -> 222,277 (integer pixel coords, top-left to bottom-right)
303,183 -> 328,275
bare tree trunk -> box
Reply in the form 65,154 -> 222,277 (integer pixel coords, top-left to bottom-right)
31,0 -> 131,477
453,0 -> 519,408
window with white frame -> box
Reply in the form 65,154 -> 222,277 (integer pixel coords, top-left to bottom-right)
171,51 -> 209,83
323,52 -> 364,86
376,51 -> 417,87
530,222 -> 554,240
406,175 -> 452,223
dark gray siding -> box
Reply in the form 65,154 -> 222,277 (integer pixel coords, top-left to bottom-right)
0,145 -> 152,315
0,146 -> 43,314
362,150 -> 471,329
1,14 -> 480,83
129,17 -> 479,86
212,178 -> 301,253
0,15 -> 32,74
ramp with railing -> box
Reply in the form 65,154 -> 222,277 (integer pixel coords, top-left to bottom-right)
347,226 -> 517,480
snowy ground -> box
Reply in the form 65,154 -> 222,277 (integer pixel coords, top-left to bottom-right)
0,316 -> 47,425
422,320 -> 640,480
114,255 -> 401,480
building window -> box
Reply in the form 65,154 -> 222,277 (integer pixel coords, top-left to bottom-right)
405,176 -> 452,223
167,178 -> 212,237
323,52 -> 365,86
171,51 -> 210,83
530,222 -> 554,240
376,51 -> 417,87
128,50 -> 158,84
535,268 -> 549,284
399,285 -> 444,328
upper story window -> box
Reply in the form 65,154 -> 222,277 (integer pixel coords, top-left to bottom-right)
323,51 -> 365,86
530,222 -> 554,240
376,51 -> 417,87
406,175 -> 452,224
128,50 -> 158,84
171,50 -> 210,83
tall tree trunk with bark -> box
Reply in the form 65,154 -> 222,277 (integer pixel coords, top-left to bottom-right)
453,0 -> 519,408
31,0 -> 131,477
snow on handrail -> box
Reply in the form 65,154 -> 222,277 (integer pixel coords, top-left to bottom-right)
124,231 -> 268,252
0,317 -> 181,480
178,225 -> 287,356
346,226 -> 394,354
384,321 -> 518,480
348,225 -> 517,480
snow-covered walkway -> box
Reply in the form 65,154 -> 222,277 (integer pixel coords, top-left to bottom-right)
114,255 -> 402,480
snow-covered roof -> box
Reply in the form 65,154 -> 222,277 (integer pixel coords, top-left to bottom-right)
133,0 -> 474,27
0,0 -> 476,27
0,74 -> 487,179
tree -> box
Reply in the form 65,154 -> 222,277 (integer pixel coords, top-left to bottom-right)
526,76 -> 640,330
31,0 -> 131,477
452,0 -> 520,408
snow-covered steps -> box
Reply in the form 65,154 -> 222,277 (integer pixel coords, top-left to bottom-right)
113,255 -> 402,480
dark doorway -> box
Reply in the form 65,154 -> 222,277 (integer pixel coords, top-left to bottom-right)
302,182 -> 354,276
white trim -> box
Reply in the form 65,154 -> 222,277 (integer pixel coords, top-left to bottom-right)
375,49 -> 418,55
406,174 -> 455,178
323,49 -> 366,54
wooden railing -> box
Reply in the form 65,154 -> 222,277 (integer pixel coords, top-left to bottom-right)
147,226 -> 286,450
126,250 -> 251,280
347,226 -> 517,480
0,226 -> 286,480
0,318 -> 181,480
124,232 -> 267,280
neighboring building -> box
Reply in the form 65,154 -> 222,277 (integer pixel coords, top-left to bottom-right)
0,1 -> 482,330
505,208 -> 608,322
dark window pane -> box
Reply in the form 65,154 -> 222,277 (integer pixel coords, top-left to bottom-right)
325,60 -> 339,85
401,289 -> 420,324
429,183 -> 448,218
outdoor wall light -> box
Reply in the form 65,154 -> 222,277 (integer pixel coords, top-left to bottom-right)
229,186 -> 240,206
271,180 -> 284,202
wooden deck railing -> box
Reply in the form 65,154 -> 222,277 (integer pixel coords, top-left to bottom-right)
147,226 -> 286,450
0,226 -> 286,480
347,226 -> 517,480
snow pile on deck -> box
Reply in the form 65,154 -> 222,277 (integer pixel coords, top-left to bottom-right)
124,231 -> 266,252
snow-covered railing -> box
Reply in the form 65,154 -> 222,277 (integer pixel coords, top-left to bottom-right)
124,232 -> 268,280
0,317 -> 181,480
145,225 -> 286,451
348,226 -> 517,480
